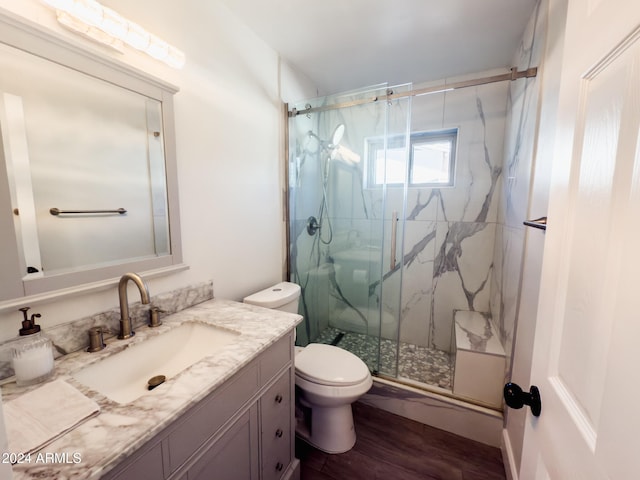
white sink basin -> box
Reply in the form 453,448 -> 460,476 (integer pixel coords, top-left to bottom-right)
72,322 -> 239,404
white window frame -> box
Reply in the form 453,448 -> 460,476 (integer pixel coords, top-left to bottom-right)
365,128 -> 458,187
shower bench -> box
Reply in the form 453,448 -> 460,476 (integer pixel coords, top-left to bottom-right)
452,310 -> 506,409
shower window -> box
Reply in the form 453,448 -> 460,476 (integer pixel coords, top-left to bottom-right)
366,128 -> 458,187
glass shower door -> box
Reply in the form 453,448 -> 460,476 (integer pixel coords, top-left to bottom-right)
375,85 -> 411,378
287,85 -> 411,376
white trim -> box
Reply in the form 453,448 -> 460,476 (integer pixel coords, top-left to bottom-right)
582,23 -> 640,79
0,264 -> 189,313
501,428 -> 519,480
0,6 -> 184,302
549,376 -> 597,451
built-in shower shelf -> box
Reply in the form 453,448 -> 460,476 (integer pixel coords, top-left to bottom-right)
452,311 -> 506,409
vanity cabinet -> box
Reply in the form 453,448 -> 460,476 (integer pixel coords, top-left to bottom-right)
102,331 -> 299,480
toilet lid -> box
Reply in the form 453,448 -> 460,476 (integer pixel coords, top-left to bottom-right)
295,343 -> 370,386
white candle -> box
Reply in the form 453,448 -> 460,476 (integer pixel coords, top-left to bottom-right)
12,335 -> 54,386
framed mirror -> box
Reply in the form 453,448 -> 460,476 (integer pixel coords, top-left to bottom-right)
0,9 -> 184,304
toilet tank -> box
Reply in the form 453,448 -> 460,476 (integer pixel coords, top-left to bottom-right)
243,282 -> 301,314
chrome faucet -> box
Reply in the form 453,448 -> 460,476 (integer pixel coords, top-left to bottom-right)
118,273 -> 150,339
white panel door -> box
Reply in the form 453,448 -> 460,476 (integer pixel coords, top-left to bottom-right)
520,0 -> 640,478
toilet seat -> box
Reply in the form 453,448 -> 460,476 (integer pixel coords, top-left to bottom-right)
295,343 -> 370,386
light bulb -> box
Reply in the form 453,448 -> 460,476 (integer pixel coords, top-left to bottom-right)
165,46 -> 186,69
100,7 -> 127,40
124,21 -> 150,50
70,0 -> 103,27
146,35 -> 169,60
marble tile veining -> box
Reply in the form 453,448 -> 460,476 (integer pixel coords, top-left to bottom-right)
454,310 -> 504,356
5,299 -> 301,479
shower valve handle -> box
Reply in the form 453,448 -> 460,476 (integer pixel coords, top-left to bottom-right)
306,216 -> 319,235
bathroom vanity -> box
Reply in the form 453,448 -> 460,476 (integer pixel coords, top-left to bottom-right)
103,332 -> 295,480
4,299 -> 301,480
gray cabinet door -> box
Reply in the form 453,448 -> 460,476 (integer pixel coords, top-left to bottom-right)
187,406 -> 259,480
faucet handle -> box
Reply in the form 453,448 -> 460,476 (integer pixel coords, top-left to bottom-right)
148,306 -> 165,328
87,327 -> 106,352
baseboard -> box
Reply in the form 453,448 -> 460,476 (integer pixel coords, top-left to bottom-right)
501,428 -> 519,480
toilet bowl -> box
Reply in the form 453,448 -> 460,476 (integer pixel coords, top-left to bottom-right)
294,343 -> 372,453
243,282 -> 372,454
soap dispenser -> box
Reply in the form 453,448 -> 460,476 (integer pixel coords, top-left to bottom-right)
11,307 -> 54,386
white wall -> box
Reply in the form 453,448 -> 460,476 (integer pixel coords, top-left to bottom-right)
280,60 -> 319,105
0,0 -> 314,342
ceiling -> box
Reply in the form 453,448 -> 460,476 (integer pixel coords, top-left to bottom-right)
221,0 -> 539,96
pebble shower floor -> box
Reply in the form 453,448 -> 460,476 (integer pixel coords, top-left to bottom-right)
315,327 -> 453,390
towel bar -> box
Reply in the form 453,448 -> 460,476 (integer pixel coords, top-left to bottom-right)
50,207 -> 127,216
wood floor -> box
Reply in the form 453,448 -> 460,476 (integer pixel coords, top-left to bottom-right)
296,402 -> 506,480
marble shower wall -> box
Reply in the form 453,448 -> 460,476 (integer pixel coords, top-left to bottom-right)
490,0 -> 545,370
289,79 -> 514,353
387,79 -> 510,352
289,55 -> 550,359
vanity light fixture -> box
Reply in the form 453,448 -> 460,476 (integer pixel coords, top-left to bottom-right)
41,0 -> 186,69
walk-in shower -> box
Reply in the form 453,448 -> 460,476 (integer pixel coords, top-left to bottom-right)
287,68 -> 538,407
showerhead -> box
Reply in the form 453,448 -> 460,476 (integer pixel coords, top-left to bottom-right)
329,124 -> 345,148
325,124 -> 361,165
306,123 -> 345,151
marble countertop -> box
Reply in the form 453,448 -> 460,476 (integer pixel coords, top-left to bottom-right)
3,299 -> 302,479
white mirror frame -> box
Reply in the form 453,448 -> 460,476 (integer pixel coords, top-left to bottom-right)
0,8 -> 185,309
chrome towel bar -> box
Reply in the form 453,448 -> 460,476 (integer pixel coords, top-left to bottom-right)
50,207 -> 127,216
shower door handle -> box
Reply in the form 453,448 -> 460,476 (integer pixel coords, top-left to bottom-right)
390,211 -> 398,270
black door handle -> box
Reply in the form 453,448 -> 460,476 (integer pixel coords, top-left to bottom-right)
503,383 -> 542,417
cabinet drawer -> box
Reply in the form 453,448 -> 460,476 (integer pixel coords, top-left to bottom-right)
168,362 -> 259,472
261,371 -> 292,480
262,425 -> 291,480
260,334 -> 292,386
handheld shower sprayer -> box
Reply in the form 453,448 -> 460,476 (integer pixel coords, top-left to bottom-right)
306,124 -> 346,244
306,123 -> 345,152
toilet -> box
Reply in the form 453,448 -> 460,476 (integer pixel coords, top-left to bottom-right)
243,281 -> 372,454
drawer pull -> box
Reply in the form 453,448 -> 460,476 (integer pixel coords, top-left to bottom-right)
275,394 -> 283,404
276,462 -> 284,472
275,428 -> 283,438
